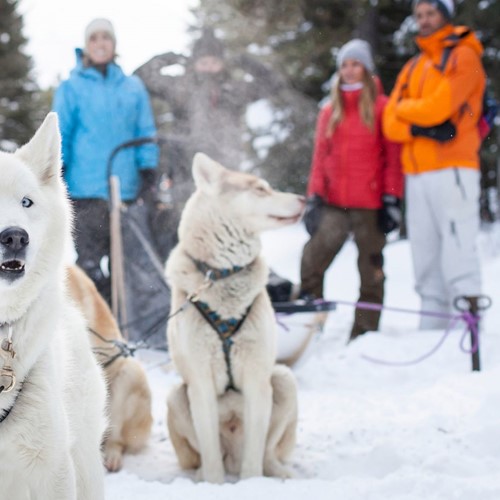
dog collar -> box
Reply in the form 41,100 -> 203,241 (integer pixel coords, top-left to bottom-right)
186,253 -> 249,281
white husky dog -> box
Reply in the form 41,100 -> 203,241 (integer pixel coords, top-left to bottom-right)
0,113 -> 107,499
166,153 -> 305,482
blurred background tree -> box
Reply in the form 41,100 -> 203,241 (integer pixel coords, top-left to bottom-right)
0,0 -> 40,149
4,0 -> 500,220
189,0 -> 416,193
189,0 -> 499,221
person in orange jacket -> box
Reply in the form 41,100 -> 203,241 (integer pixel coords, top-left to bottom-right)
300,39 -> 403,341
383,0 -> 485,328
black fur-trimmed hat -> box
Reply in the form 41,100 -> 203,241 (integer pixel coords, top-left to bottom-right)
192,28 -> 225,60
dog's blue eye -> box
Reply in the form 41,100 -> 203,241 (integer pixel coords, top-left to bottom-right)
22,197 -> 33,208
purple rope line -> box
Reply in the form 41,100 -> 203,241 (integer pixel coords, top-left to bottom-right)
273,298 -> 481,365
332,299 -> 480,366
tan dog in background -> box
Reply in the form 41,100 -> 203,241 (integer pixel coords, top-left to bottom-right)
67,265 -> 153,472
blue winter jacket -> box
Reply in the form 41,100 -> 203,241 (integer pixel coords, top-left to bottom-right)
53,49 -> 159,201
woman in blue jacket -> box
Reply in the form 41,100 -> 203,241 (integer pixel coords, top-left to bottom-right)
53,18 -> 158,305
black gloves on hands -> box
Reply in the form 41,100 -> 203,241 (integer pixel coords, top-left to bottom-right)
411,119 -> 456,143
378,195 -> 402,235
303,194 -> 324,236
137,168 -> 157,204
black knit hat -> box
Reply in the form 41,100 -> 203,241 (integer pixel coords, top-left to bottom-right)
192,28 -> 225,60
413,0 -> 455,20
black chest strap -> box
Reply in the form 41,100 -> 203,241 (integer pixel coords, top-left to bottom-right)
0,382 -> 23,424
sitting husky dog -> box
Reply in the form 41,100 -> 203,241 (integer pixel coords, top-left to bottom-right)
166,153 -> 305,482
0,113 -> 107,499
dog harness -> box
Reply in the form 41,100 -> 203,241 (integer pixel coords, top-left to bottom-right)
191,300 -> 250,392
186,253 -> 253,392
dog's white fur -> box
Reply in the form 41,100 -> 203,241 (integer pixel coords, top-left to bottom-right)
166,153 -> 304,482
0,113 -> 107,499
67,264 -> 153,472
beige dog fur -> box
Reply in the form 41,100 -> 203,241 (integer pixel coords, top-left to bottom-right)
165,153 -> 305,482
67,264 -> 153,472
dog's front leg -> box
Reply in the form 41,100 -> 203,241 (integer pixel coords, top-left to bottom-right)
30,457 -> 78,500
187,380 -> 225,483
240,377 -> 273,479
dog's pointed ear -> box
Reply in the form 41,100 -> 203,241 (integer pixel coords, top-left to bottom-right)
15,112 -> 62,185
192,152 -> 225,194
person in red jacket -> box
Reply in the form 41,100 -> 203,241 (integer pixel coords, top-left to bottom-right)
299,39 -> 403,341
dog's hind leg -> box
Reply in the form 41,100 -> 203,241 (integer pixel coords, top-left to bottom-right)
263,365 -> 298,478
104,360 -> 153,471
167,383 -> 201,470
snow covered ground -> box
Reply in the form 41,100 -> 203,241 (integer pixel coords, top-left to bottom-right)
105,222 -> 500,499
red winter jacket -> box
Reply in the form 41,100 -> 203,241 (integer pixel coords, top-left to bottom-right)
307,88 -> 403,209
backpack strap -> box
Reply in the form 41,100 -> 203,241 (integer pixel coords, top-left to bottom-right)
436,29 -> 471,72
399,54 -> 420,100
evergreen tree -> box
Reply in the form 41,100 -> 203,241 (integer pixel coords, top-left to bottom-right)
190,1 -> 417,192
0,0 -> 39,149
457,0 -> 500,209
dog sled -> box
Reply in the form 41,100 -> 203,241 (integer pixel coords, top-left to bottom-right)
107,138 -> 336,364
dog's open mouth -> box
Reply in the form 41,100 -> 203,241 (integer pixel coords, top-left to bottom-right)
0,259 -> 26,277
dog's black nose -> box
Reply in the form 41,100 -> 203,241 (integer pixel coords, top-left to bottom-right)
0,227 -> 29,251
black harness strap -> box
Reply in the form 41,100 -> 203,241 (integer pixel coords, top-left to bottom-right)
191,299 -> 251,392
0,382 -> 23,424
89,327 -> 137,368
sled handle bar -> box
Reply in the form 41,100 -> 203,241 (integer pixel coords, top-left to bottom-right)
106,134 -> 192,182
273,300 -> 337,314
106,136 -> 161,182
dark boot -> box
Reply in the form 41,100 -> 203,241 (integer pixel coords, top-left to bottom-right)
349,322 -> 368,343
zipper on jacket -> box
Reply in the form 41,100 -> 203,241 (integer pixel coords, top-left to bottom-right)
453,167 -> 467,199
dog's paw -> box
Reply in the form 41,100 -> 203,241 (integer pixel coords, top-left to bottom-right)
239,464 -> 263,480
104,443 -> 124,472
264,460 -> 294,479
197,464 -> 224,483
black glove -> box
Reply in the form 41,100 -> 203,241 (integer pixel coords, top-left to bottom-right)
411,119 -> 456,142
378,195 -> 402,235
303,194 -> 324,236
137,168 -> 157,204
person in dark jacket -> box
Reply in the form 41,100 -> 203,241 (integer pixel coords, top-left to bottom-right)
134,28 -> 283,261
299,39 -> 403,341
53,18 -> 159,305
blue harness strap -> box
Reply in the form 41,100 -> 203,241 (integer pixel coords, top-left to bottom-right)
185,253 -> 256,391
191,299 -> 251,392
191,258 -> 244,280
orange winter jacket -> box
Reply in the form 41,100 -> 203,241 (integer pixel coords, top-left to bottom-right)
383,24 -> 486,175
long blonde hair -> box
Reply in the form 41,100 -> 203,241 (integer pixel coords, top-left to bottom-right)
326,69 -> 377,136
